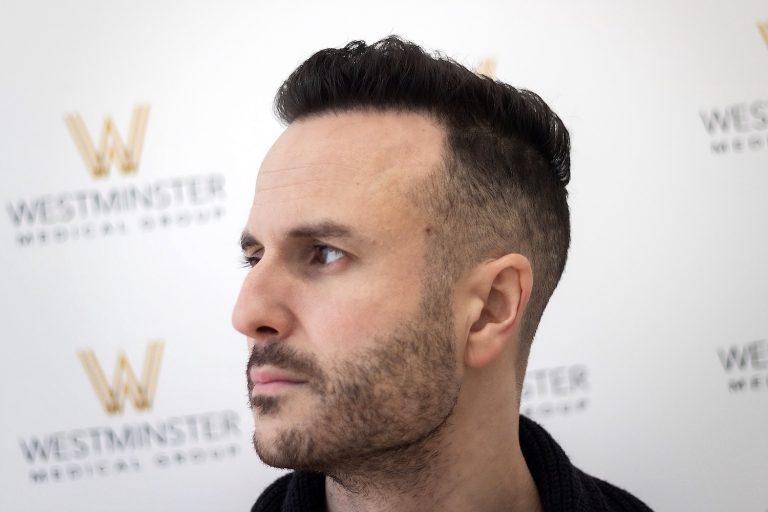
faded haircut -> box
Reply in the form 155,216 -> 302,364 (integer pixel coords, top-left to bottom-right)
273,35 -> 571,371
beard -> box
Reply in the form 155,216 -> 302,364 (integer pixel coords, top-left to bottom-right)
246,272 -> 462,486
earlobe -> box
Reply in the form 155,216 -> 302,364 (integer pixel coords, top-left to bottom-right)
465,254 -> 532,369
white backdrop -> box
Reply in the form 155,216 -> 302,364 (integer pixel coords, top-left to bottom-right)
1,1 -> 766,511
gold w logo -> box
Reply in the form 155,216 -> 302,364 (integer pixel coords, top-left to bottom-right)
760,20 -> 768,46
78,341 -> 164,414
64,105 -> 150,178
476,58 -> 497,78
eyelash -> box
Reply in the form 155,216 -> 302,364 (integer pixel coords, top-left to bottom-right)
240,254 -> 258,269
239,245 -> 345,269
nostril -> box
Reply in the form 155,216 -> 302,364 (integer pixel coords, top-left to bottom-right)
256,326 -> 279,335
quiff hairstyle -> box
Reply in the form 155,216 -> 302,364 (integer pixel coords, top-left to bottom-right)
274,36 -> 571,375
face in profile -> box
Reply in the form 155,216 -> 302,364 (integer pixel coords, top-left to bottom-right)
232,111 -> 463,475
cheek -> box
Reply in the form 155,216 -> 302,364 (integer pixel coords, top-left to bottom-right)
295,238 -> 427,356
297,281 -> 420,357
302,296 -> 384,350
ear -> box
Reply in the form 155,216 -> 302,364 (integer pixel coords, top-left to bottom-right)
464,253 -> 533,369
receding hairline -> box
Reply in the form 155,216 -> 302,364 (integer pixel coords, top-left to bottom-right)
277,107 -> 452,191
276,107 -> 513,261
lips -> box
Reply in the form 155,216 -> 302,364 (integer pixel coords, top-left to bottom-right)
249,366 -> 308,387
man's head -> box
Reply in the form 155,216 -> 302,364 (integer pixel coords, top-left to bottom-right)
232,36 -> 570,476
275,36 -> 570,361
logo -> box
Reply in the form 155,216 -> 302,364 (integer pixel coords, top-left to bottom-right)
717,339 -> 768,392
697,22 -> 768,155
5,102 -> 227,247
476,58 -> 497,78
65,105 -> 150,178
521,364 -> 590,419
78,341 -> 164,414
700,100 -> 768,154
18,409 -> 243,484
17,339 -> 245,485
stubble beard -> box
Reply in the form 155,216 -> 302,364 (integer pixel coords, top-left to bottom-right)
249,272 -> 462,492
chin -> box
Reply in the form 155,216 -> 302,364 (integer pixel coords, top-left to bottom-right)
252,424 -> 321,471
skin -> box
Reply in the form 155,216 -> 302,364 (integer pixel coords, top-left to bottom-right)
232,110 -> 542,512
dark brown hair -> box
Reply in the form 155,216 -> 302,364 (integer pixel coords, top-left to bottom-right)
274,36 -> 571,357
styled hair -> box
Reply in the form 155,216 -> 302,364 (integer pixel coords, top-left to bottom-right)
274,36 -> 570,363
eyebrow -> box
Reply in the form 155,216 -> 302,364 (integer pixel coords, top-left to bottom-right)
240,221 -> 357,252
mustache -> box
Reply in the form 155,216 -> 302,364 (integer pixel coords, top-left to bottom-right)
246,341 -> 325,394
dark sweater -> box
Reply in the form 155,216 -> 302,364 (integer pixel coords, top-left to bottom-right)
251,415 -> 653,511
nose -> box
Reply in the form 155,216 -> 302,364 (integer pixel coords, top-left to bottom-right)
232,258 -> 296,344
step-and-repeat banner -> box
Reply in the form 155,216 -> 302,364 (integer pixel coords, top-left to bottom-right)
1,1 -> 766,511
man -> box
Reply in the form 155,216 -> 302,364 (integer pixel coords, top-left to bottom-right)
233,36 -> 652,512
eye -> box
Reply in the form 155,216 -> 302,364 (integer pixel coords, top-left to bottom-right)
240,248 -> 264,268
312,245 -> 345,265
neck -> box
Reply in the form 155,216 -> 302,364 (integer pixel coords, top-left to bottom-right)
325,374 -> 542,512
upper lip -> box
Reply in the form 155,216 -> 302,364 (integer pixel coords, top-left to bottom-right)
249,366 -> 307,385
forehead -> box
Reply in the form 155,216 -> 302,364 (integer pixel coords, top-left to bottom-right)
249,111 -> 444,238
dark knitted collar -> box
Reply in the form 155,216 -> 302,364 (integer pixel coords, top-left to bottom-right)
251,415 -> 652,512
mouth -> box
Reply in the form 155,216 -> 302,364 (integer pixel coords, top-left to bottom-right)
249,366 -> 308,394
